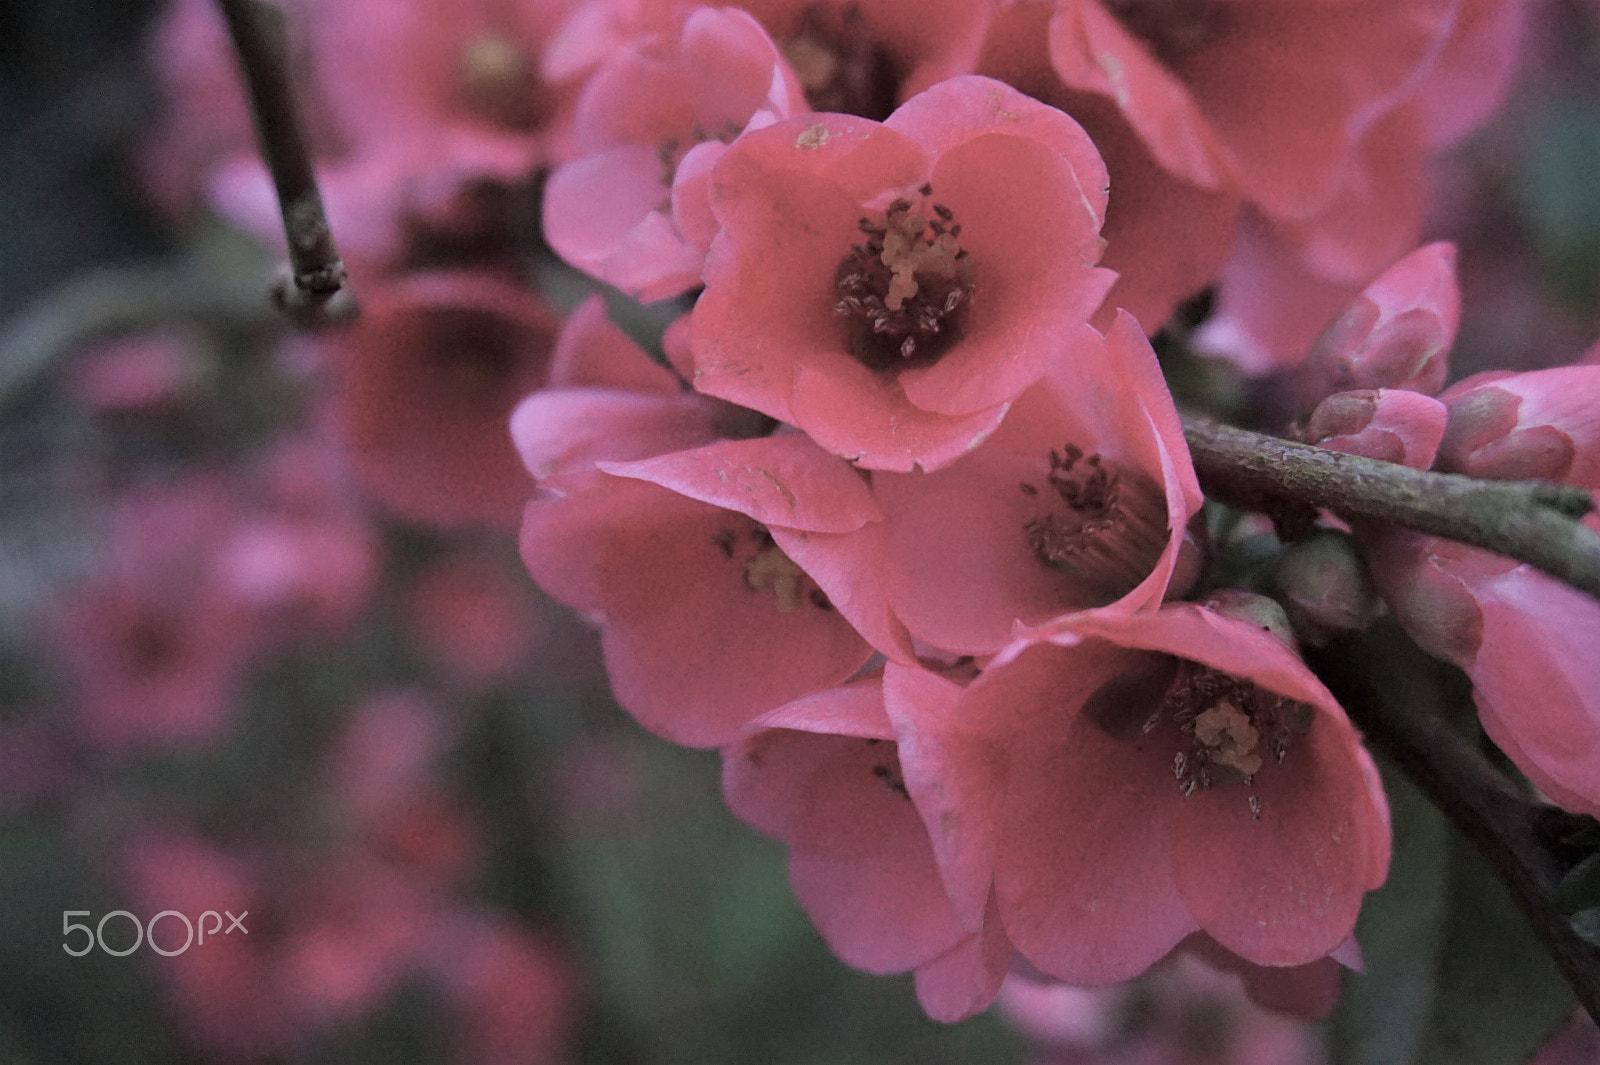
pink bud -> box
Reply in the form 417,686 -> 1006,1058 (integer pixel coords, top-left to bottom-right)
1291,243 -> 1459,416
1363,531 -> 1486,667
1306,388 -> 1447,468
1438,367 -> 1600,488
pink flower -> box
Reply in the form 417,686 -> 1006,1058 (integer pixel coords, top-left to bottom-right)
331,272 -> 562,529
1178,0 -> 1525,371
426,915 -> 576,1065
403,550 -> 545,689
49,477 -> 259,750
870,312 -> 1202,654
509,296 -> 728,482
899,603 -> 1389,983
975,0 -> 1240,333
520,434 -> 897,745
548,0 -> 996,118
722,674 -> 1013,1021
691,75 -> 1116,471
1046,0 -> 1459,223
313,0 -> 578,172
543,7 -> 807,300
121,831 -> 292,1058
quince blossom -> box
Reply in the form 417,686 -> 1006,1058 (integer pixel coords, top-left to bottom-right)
519,434 -> 903,746
691,75 -> 1116,471
542,7 -> 808,301
895,603 -> 1389,983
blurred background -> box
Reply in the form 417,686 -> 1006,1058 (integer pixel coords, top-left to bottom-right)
2,1 -> 1599,1063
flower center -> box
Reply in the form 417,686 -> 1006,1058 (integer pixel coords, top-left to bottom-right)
1145,662 -> 1316,816
1102,0 -> 1219,66
834,186 -> 975,371
780,4 -> 902,121
459,32 -> 550,131
1020,445 -> 1168,599
713,523 -> 833,613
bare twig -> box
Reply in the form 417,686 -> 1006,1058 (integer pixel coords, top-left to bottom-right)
214,0 -> 352,324
1183,415 -> 1600,601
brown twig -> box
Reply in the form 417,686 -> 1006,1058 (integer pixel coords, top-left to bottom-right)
1183,415 -> 1600,601
214,0 -> 352,324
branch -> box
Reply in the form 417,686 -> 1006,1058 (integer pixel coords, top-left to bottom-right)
1183,415 -> 1600,601
214,0 -> 352,324
1308,637 -> 1600,1025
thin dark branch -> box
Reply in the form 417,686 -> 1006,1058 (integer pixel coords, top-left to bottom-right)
214,0 -> 352,323
1309,638 -> 1600,1025
1183,415 -> 1600,601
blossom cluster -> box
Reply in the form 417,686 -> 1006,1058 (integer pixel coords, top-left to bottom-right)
141,0 -> 1600,1037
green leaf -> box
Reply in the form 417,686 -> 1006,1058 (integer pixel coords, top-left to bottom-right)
1328,758 -> 1575,1065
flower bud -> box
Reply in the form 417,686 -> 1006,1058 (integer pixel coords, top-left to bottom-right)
1290,243 -> 1459,417
1198,589 -> 1299,652
1362,530 -> 1485,668
1304,388 -> 1447,468
1272,530 -> 1382,647
1438,367 -> 1600,487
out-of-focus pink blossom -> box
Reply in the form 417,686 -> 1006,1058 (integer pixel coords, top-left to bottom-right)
547,0 -> 996,118
426,914 -> 577,1065
50,477 -> 259,749
870,312 -> 1202,654
331,272 -> 562,530
404,551 -> 545,688
544,6 -> 807,300
216,434 -> 382,642
122,831 -> 292,1058
1001,950 -> 1323,1064
69,331 -> 205,415
1183,0 -> 1526,371
692,75 -> 1115,472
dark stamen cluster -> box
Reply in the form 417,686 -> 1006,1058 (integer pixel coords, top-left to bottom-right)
834,188 -> 974,372
1023,445 -> 1123,568
1146,663 -> 1315,806
711,524 -> 833,611
783,4 -> 902,121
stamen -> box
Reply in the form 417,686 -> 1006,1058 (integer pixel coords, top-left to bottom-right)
713,523 -> 833,614
1020,446 -> 1168,599
1147,661 -> 1317,810
833,187 -> 975,372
